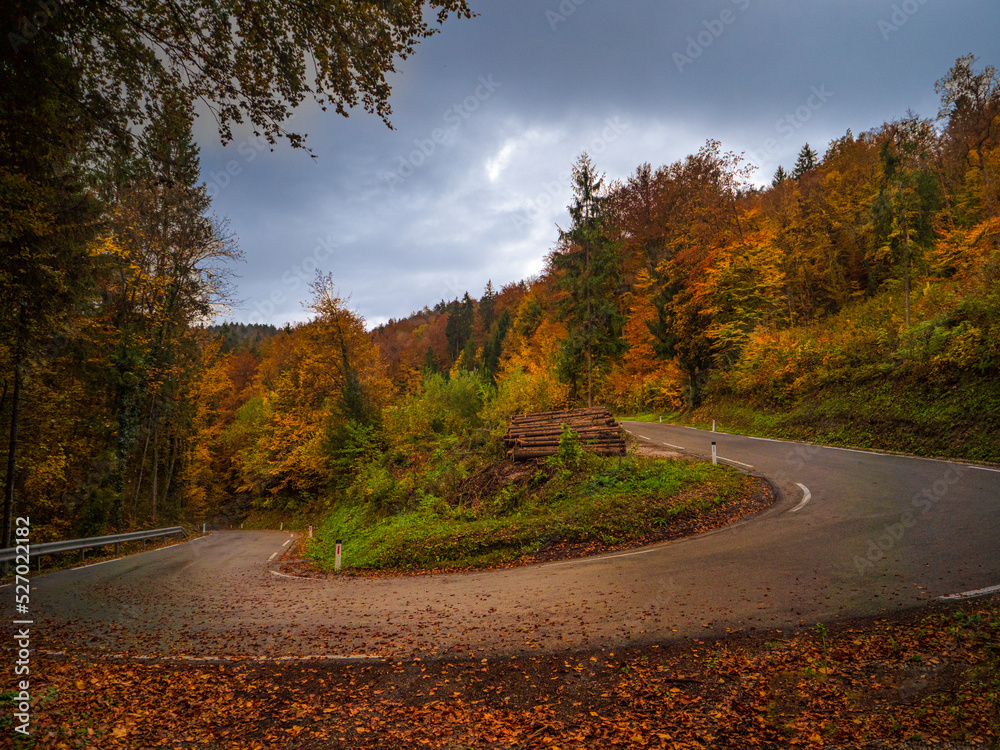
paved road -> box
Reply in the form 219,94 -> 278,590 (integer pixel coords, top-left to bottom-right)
17,424 -> 1000,660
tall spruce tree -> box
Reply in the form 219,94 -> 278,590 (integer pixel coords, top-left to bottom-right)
875,115 -> 941,327
481,310 -> 512,382
549,154 -> 628,407
477,280 -> 497,335
792,143 -> 819,179
444,292 -> 475,363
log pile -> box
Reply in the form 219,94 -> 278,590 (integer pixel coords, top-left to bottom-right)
504,407 -> 626,461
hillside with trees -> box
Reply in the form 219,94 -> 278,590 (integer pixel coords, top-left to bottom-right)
182,55 -> 1000,537
2,53 -> 998,542
0,0 -> 472,547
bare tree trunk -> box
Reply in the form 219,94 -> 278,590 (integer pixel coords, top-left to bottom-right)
976,144 -> 996,219
150,420 -> 159,521
2,362 -> 23,549
160,435 -> 178,514
2,305 -> 26,549
131,427 -> 150,519
131,399 -> 158,517
586,243 -> 593,409
586,342 -> 593,409
902,203 -> 910,328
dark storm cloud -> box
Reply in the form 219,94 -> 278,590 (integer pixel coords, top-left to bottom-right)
199,0 -> 1000,328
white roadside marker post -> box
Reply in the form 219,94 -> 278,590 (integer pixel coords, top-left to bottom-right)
712,441 -> 717,465
335,540 -> 342,571
712,420 -> 716,432
308,525 -> 313,539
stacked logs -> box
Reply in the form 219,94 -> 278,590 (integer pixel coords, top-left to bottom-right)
504,406 -> 626,461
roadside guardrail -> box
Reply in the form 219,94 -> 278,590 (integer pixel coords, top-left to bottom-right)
0,526 -> 189,569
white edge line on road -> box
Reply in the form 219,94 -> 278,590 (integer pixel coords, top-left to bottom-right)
282,540 -> 291,547
2,555 -> 122,584
270,569 -> 327,580
542,547 -> 658,568
938,583 -> 1000,601
66,557 -> 124,570
634,422 -> 1000,472
719,433 -> 783,443
268,552 -> 278,561
618,425 -> 683,450
790,483 -> 812,513
719,457 -> 754,469
149,541 -> 186,553
1,535 -> 206,584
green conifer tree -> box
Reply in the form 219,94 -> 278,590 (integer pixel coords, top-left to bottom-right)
792,143 -> 819,179
549,153 -> 628,407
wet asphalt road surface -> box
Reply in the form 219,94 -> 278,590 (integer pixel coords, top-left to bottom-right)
17,424 -> 1000,661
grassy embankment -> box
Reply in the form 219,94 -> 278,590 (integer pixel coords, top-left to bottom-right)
303,430 -> 764,574
626,285 -> 1000,465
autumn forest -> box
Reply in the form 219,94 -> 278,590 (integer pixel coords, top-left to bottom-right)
3,51 -> 999,546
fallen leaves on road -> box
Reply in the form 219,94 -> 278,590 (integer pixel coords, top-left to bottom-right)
5,599 -> 998,748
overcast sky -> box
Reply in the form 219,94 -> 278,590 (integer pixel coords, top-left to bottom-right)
196,0 -> 999,329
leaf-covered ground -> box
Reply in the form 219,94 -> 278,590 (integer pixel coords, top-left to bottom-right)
6,598 -> 998,748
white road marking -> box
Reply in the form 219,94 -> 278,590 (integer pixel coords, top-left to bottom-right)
149,541 -> 186,553
938,583 -> 1000,601
719,457 -> 754,469
790,483 -> 812,513
619,425 -> 682,449
663,443 -> 685,450
2,556 -> 125,581
270,569 -> 327,580
65,557 -> 124,570
670,427 -> 1000,471
721,433 -> 784,444
542,547 -> 659,568
268,552 -> 278,561
0,535 -> 205,584
282,540 -> 291,547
